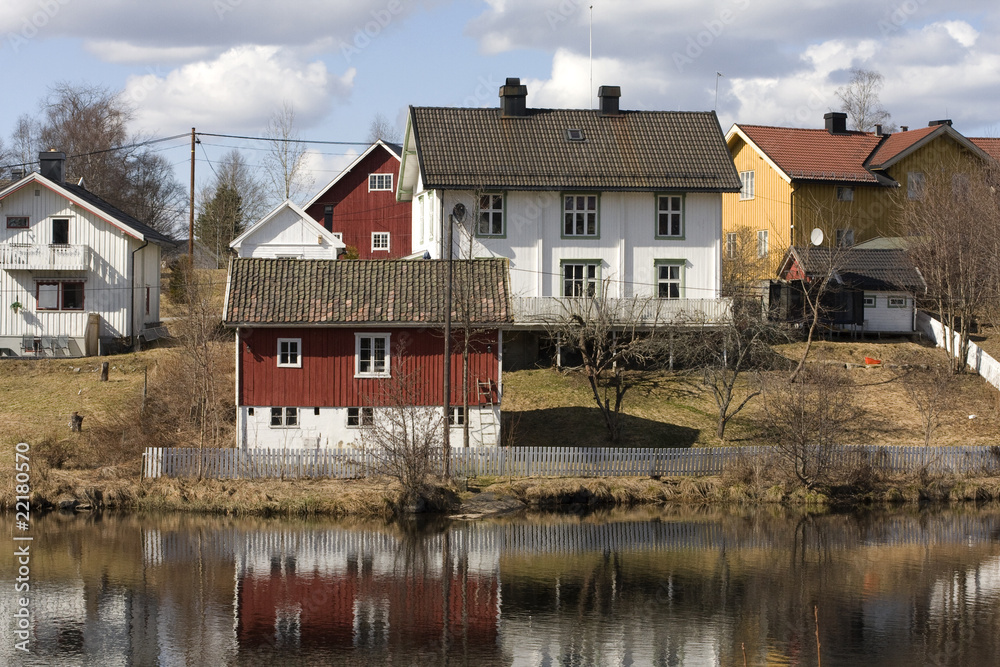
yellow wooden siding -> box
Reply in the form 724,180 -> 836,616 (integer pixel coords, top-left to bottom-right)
722,138 -> 793,278
790,182 -> 895,248
883,134 -> 981,226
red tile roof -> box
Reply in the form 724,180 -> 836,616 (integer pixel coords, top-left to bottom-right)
969,137 -> 1000,162
738,125 -> 883,183
866,125 -> 940,168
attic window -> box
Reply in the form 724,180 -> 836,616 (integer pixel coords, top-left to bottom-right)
565,129 -> 585,142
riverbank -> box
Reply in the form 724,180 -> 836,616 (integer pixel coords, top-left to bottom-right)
8,466 -> 1000,519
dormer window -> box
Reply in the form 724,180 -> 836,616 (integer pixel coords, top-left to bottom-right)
565,129 -> 585,142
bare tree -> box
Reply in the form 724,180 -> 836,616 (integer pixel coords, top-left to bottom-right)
359,347 -> 443,508
902,157 -> 1000,373
784,244 -> 844,383
262,102 -> 313,206
9,114 -> 39,171
836,68 -> 895,132
366,112 -> 399,144
901,361 -> 956,451
761,365 -> 868,488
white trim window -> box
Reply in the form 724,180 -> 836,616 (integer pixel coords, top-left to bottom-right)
756,230 -> 768,258
277,338 -> 301,367
356,333 -> 390,377
907,172 -> 925,200
739,170 -> 755,200
372,232 -> 390,252
368,173 -> 393,191
449,406 -> 465,426
725,232 -> 737,259
863,295 -> 876,307
36,280 -> 84,311
478,193 -> 504,236
270,407 -> 298,428
888,296 -> 907,308
347,407 -> 374,427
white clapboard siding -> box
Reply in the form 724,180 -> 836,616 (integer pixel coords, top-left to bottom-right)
143,445 -> 1000,480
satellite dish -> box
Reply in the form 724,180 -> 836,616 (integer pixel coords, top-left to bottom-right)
452,203 -> 467,222
810,228 -> 824,246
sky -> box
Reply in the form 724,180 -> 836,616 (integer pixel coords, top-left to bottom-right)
0,0 -> 996,211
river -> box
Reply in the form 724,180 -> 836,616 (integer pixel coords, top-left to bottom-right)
3,505 -> 1000,665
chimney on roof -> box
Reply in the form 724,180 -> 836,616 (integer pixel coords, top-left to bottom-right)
39,150 -> 65,184
824,112 -> 848,135
499,77 -> 528,118
875,124 -> 883,136
598,85 -> 621,116
900,125 -> 908,132
928,119 -> 953,127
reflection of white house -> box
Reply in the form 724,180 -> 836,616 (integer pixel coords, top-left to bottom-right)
0,152 -> 174,357
229,200 -> 345,259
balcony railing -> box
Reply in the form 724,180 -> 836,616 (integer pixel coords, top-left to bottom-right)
0,244 -> 91,271
509,296 -> 732,326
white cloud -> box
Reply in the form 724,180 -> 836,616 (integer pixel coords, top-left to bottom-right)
125,46 -> 354,135
85,40 -> 216,64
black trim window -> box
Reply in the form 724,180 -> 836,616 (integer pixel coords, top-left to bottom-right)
478,194 -> 504,235
347,407 -> 374,427
270,407 -> 298,427
564,195 -> 598,236
36,281 -> 84,310
563,263 -> 599,297
657,195 -> 683,238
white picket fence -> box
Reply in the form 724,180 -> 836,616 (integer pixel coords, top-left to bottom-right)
917,311 -> 1000,391
142,444 -> 1000,480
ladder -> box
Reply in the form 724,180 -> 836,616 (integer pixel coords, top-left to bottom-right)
476,379 -> 500,446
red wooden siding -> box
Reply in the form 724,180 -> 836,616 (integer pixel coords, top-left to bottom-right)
304,146 -> 412,259
239,327 -> 500,407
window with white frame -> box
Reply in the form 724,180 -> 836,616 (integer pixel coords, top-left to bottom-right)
756,230 -> 768,258
836,186 -> 854,201
739,171 -> 755,200
836,229 -> 854,248
347,407 -> 374,427
368,173 -> 392,191
36,281 -> 84,311
563,194 -> 598,237
562,262 -> 600,297
726,232 -> 737,259
478,193 -> 504,236
449,406 -> 465,426
656,261 -> 684,299
907,172 -> 925,200
270,407 -> 298,428
656,194 -> 684,238
863,295 -> 876,307
356,333 -> 390,377
277,338 -> 301,368
372,232 -> 390,252
888,296 -> 907,308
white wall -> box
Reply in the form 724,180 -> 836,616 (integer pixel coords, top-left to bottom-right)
238,405 -> 500,449
234,207 -> 340,258
416,189 -> 723,299
863,292 -> 914,333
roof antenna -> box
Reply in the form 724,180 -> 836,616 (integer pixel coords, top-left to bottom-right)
715,72 -> 724,111
589,5 -> 594,109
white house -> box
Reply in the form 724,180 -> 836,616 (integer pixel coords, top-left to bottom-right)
0,152 -> 174,357
229,200 -> 345,259
396,79 -> 741,366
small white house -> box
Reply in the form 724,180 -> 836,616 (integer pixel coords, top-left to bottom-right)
229,200 -> 345,259
0,152 -> 174,357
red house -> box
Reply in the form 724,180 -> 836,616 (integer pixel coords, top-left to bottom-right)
303,141 -> 413,259
223,257 -> 511,448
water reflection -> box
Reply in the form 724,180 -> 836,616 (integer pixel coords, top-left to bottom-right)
2,506 -> 1000,665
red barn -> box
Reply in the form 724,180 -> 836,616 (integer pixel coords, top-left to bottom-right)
303,141 -> 413,259
224,257 -> 511,448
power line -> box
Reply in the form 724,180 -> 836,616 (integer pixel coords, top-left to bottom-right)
197,132 -> 369,147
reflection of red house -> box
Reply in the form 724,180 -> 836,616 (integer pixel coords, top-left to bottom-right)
235,568 -> 498,650
303,141 -> 412,259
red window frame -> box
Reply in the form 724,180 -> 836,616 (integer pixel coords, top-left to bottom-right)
6,216 -> 29,229
36,281 -> 84,311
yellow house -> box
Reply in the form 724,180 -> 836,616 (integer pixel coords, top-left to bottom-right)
723,113 -> 996,279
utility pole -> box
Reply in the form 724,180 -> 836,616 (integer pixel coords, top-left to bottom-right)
189,127 -> 196,259
443,214 -> 453,477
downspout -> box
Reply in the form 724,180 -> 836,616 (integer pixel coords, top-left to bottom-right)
130,239 -> 149,350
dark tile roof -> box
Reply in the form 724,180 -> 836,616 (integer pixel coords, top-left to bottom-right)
738,125 -> 884,183
225,258 -> 511,326
410,107 -> 741,192
62,182 -> 176,246
784,246 -> 924,291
